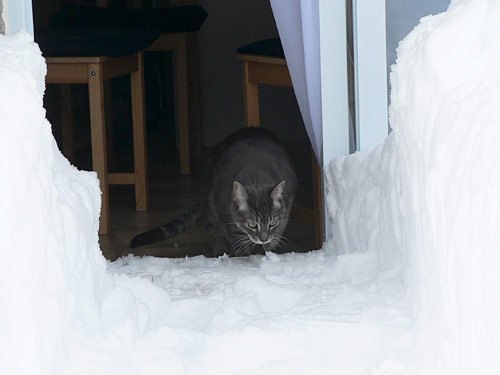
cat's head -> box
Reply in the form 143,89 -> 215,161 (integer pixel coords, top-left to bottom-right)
231,180 -> 290,248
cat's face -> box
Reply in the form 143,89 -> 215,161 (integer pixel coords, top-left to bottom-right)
232,181 -> 289,249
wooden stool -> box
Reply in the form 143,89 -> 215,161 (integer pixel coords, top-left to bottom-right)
238,43 -> 324,249
46,52 -> 148,234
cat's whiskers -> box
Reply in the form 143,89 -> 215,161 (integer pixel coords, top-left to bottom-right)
229,237 -> 253,256
229,237 -> 247,247
235,243 -> 251,256
235,241 -> 254,256
273,234 -> 297,253
268,237 -> 279,251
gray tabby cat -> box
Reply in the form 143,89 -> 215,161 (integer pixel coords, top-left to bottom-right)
130,127 -> 297,257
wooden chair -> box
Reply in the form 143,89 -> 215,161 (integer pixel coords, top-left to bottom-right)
49,5 -> 208,175
237,39 -> 324,249
38,27 -> 157,234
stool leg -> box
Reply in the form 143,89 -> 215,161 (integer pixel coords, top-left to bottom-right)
242,60 -> 260,127
60,84 -> 75,163
131,52 -> 149,212
174,33 -> 191,175
88,63 -> 110,235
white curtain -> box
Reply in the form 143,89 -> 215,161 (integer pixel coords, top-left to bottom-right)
270,0 -> 322,164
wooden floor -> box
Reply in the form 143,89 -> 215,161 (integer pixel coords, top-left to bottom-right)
98,144 -> 317,261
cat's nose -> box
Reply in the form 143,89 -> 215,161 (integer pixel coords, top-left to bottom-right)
259,232 -> 269,242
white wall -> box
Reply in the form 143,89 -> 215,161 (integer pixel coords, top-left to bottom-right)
197,0 -> 308,147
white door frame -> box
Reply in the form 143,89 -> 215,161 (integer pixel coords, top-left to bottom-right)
3,0 -> 34,35
319,0 -> 388,165
318,0 -> 350,241
319,0 -> 350,166
352,0 -> 388,151
319,0 -> 388,240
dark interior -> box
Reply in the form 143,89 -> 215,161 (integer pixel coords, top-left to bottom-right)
34,0 -> 317,260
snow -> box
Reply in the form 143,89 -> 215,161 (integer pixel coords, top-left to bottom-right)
328,0 -> 500,373
390,1 -> 500,372
1,0 -> 500,373
60,251 -> 410,374
0,32 -> 106,375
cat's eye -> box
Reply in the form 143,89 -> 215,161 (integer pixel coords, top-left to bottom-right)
247,221 -> 257,229
269,218 -> 278,227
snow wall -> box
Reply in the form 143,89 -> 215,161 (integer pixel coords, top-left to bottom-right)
0,32 -> 107,374
327,0 -> 500,373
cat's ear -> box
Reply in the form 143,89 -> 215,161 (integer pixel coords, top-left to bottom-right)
271,180 -> 285,208
233,181 -> 249,211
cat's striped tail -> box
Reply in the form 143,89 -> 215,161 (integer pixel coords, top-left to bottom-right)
129,202 -> 201,248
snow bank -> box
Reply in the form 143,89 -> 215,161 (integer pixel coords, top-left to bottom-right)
0,32 -> 106,374
327,0 -> 500,373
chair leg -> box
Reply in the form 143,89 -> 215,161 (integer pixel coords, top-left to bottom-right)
104,80 -> 115,164
60,84 -> 75,163
242,61 -> 260,127
88,63 -> 111,235
130,52 -> 149,212
174,33 -> 191,175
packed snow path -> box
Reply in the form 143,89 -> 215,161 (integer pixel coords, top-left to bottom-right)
59,251 -> 412,374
